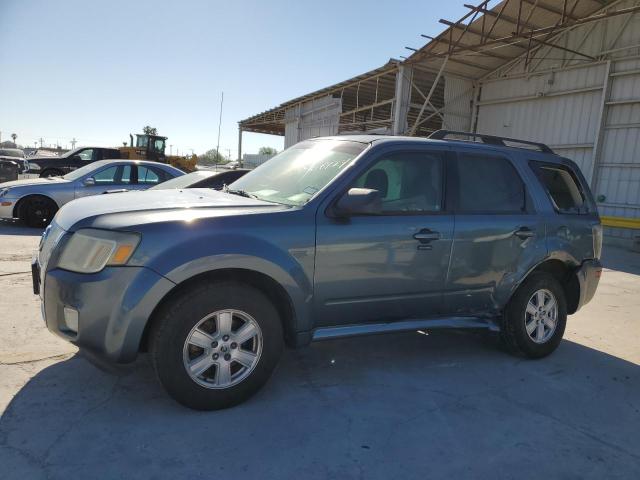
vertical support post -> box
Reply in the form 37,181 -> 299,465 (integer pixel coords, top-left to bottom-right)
589,60 -> 612,192
392,65 -> 412,135
237,127 -> 243,167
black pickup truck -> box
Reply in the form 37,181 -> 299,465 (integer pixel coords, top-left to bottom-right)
27,146 -> 122,177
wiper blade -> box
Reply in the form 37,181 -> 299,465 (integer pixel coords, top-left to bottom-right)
224,188 -> 257,199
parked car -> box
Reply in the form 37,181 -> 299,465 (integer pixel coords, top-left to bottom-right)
148,169 -> 249,190
1,160 -> 183,227
32,132 -> 602,410
27,146 -> 122,177
0,148 -> 29,174
0,159 -> 21,183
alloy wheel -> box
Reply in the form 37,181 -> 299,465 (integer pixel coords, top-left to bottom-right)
524,288 -> 558,344
182,309 -> 263,389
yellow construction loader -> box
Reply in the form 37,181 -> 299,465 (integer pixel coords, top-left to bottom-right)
119,133 -> 197,172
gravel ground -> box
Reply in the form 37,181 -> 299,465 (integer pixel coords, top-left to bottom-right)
0,220 -> 638,479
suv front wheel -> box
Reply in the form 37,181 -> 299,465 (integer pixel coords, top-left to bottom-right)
501,273 -> 567,358
150,281 -> 284,410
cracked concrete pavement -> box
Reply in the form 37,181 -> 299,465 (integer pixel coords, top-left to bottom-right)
0,220 -> 639,479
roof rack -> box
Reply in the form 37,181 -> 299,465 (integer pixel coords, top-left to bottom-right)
428,130 -> 554,154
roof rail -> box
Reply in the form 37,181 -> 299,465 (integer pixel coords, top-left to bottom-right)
428,130 -> 554,154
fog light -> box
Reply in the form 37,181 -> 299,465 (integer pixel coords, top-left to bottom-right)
1,201 -> 12,206
63,306 -> 79,333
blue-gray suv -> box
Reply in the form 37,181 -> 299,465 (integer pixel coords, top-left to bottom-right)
32,131 -> 603,410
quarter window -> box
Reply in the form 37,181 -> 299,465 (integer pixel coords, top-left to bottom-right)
353,151 -> 444,213
454,153 -> 526,213
533,163 -> 585,214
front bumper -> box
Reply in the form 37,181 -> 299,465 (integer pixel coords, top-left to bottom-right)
575,259 -> 602,311
38,264 -> 175,363
0,198 -> 17,219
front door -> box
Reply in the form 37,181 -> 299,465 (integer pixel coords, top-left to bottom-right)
314,148 -> 454,326
75,164 -> 132,198
444,149 -> 546,315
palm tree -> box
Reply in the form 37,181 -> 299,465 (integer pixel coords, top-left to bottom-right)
11,133 -> 17,146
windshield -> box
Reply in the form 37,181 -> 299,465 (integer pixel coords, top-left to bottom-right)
228,140 -> 367,206
62,162 -> 108,181
149,170 -> 212,190
0,149 -> 24,158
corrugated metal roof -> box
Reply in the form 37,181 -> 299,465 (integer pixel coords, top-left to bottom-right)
239,1 -> 638,135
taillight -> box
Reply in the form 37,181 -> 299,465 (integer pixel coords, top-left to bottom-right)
592,223 -> 603,259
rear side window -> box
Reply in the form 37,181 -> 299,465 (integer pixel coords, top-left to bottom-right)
532,163 -> 585,214
453,153 -> 526,213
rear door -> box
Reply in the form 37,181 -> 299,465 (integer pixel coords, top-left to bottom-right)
444,148 -> 546,315
130,165 -> 168,190
313,146 -> 454,326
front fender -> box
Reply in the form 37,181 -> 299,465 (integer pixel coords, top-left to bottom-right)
133,230 -> 315,333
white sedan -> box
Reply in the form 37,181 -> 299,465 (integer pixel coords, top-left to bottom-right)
0,160 -> 184,227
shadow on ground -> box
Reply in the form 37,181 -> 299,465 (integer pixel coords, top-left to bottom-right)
602,245 -> 640,276
1,331 -> 638,480
0,220 -> 43,236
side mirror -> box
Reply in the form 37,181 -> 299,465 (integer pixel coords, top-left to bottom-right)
83,177 -> 95,187
333,188 -> 382,217
71,155 -> 82,161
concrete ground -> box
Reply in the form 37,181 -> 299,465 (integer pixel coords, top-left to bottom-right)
0,220 -> 638,480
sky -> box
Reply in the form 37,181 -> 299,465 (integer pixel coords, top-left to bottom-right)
0,0 -> 472,158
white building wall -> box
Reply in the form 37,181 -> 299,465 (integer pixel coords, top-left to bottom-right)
443,76 -> 474,131
284,95 -> 341,148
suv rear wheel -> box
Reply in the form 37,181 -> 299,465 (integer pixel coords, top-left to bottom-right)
501,272 -> 567,358
150,281 -> 284,410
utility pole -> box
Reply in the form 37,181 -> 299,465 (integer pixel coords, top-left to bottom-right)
70,138 -> 77,149
39,138 -> 44,148
169,144 -> 173,155
216,91 -> 224,160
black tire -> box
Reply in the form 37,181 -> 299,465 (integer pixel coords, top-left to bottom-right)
40,169 -> 64,178
19,195 -> 58,228
500,272 -> 567,358
150,281 -> 284,410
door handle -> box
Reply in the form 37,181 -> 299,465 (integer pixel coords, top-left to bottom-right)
514,227 -> 535,239
413,229 -> 441,243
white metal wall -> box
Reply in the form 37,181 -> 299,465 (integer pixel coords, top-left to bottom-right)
477,63 -> 605,182
475,1 -> 640,238
443,76 -> 474,132
284,95 -> 341,148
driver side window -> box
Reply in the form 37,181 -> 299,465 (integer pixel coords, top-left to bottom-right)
77,149 -> 94,161
353,151 -> 445,214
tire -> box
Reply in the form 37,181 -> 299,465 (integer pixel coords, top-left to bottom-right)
19,195 -> 58,228
40,169 -> 64,178
500,272 -> 567,358
150,281 -> 284,410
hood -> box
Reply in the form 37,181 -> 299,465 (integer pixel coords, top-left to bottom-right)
54,188 -> 286,230
28,155 -> 64,162
0,177 -> 68,189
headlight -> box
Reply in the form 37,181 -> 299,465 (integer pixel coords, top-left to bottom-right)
57,229 -> 140,273
30,163 -> 41,171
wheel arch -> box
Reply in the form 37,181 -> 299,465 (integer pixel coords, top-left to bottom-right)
13,193 -> 59,219
140,268 -> 298,353
519,259 -> 580,314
